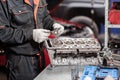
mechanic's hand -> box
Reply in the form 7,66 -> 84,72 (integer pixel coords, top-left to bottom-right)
53,23 -> 64,36
33,29 -> 50,43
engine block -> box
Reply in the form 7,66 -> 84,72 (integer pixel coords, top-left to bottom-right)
46,37 -> 101,66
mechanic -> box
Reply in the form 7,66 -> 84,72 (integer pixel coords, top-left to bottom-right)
0,0 -> 64,80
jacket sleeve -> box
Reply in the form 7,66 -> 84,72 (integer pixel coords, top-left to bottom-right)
0,1 -> 33,44
43,6 -> 54,30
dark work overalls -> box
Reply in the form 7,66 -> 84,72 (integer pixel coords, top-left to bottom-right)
0,0 -> 54,80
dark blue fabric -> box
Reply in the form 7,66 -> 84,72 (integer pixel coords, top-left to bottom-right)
29,0 -> 34,6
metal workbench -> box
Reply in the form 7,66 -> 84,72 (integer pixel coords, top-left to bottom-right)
34,65 -> 85,80
34,64 -> 120,80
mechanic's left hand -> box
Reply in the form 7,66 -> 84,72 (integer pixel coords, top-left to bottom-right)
53,23 -> 64,36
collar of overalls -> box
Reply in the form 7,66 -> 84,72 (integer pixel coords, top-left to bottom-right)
24,0 -> 40,25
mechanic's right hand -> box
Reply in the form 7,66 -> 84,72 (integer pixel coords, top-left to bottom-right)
33,29 -> 50,43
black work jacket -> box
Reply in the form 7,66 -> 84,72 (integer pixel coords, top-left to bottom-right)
0,0 -> 54,55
